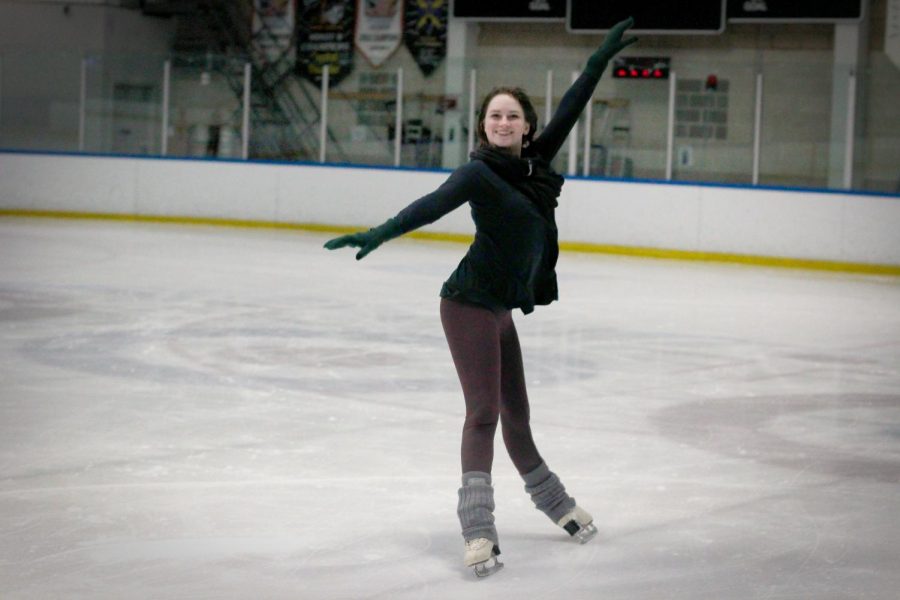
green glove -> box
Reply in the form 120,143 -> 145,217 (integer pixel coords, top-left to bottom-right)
586,17 -> 639,78
323,218 -> 401,260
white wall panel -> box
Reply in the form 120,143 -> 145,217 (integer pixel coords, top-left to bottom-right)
134,159 -> 279,222
0,154 -> 137,213
839,194 -> 900,264
562,180 -> 702,250
697,186 -> 846,260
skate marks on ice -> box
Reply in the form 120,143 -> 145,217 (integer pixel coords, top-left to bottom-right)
651,393 -> 900,483
7,282 -> 602,403
0,478 -> 453,599
4,284 -> 450,397
0,476 -> 614,597
480,526 -> 604,591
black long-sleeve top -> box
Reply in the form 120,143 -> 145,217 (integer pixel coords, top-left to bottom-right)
390,71 -> 602,314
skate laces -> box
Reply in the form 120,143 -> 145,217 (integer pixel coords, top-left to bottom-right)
466,538 -> 490,551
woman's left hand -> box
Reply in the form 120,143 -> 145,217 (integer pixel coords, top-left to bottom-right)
587,17 -> 639,75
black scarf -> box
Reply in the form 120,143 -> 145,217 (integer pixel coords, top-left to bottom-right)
470,146 -> 564,221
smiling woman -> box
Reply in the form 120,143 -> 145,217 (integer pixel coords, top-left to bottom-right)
478,89 -> 537,157
324,17 -> 638,578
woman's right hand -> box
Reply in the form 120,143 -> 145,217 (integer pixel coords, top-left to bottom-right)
323,230 -> 382,260
324,217 -> 400,260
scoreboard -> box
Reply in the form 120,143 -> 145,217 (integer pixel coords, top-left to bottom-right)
566,0 -> 727,34
452,0 -> 566,21
726,0 -> 863,22
454,1 -> 864,30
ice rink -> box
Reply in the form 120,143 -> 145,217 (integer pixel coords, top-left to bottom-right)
1,216 -> 898,599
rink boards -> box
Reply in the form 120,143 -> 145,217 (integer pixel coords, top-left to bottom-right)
1,150 -> 898,274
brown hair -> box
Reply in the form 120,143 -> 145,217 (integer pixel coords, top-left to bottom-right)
476,87 -> 539,149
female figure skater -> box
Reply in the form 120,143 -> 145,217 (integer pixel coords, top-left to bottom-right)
325,18 -> 637,577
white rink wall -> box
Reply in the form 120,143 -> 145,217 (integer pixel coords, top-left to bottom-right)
2,151 -> 899,267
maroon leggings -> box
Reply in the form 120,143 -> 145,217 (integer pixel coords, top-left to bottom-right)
440,297 -> 544,475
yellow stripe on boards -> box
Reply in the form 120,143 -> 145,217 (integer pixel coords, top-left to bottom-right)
557,241 -> 900,277
2,208 -> 899,277
0,209 -> 336,233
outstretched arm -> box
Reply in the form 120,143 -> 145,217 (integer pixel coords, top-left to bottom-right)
323,162 -> 484,260
532,17 -> 637,161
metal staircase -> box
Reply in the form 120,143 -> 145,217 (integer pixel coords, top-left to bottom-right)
165,0 -> 347,161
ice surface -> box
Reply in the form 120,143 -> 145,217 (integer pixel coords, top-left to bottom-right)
1,218 -> 898,599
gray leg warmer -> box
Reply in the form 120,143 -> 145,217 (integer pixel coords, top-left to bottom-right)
522,462 -> 576,523
457,471 -> 499,545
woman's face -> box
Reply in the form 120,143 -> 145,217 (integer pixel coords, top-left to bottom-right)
483,93 -> 530,156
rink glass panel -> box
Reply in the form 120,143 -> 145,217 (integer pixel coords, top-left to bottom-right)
167,53 -> 244,160
0,46 -> 898,195
860,55 -> 900,194
0,50 -> 82,152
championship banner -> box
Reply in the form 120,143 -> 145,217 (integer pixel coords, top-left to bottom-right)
355,0 -> 403,67
297,0 -> 356,87
253,0 -> 296,62
404,0 -> 447,77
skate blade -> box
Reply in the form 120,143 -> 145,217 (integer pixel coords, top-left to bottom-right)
574,522 -> 598,544
473,556 -> 504,578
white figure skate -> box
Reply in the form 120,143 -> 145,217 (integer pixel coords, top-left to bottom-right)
464,537 -> 503,578
557,506 -> 598,544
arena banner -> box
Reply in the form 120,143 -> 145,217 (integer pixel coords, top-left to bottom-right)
404,0 -> 447,77
253,0 -> 296,62
297,0 -> 356,87
355,0 -> 404,67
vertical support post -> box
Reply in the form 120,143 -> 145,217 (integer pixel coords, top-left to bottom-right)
582,96 -> 593,176
242,62 -> 251,160
467,68 -> 477,154
666,72 -> 676,180
567,71 -> 578,176
829,19 -> 868,188
843,71 -> 857,189
442,19 -> 478,168
319,64 -> 329,163
752,72 -> 763,185
161,59 -> 171,156
79,57 -> 87,151
544,70 -> 553,126
394,67 -> 403,167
